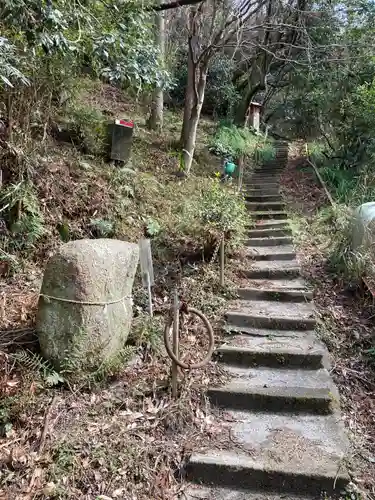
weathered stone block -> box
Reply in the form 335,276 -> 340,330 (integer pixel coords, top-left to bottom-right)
36,239 -> 139,371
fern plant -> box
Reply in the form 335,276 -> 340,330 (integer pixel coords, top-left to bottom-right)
129,314 -> 163,353
89,218 -> 115,238
57,328 -> 137,386
12,350 -> 64,387
1,181 -> 46,251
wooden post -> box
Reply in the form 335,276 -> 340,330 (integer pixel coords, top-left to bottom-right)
237,155 -> 244,192
171,288 -> 179,398
220,237 -> 225,287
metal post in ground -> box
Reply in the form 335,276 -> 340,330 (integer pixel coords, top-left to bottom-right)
171,288 -> 179,398
220,237 -> 225,287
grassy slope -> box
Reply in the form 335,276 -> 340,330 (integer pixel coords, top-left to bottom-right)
0,82 -> 246,498
1,81 -> 223,336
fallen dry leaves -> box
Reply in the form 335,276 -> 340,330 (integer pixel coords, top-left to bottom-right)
0,354 -> 229,499
0,258 -> 238,499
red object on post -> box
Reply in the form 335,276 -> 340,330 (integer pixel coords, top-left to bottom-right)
117,119 -> 134,128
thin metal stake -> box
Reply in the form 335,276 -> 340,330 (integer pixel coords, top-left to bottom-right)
146,272 -> 153,317
220,237 -> 225,287
171,288 -> 179,398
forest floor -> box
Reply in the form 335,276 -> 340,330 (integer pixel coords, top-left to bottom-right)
281,146 -> 375,500
0,83 -> 246,499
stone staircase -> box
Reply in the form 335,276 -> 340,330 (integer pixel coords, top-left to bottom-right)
183,143 -> 349,499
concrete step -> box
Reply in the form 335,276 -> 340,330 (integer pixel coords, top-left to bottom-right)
226,299 -> 316,330
187,411 -> 348,496
252,172 -> 284,177
251,173 -> 281,178
233,277 -> 309,292
245,246 -> 296,261
182,485 -> 310,500
223,325 -> 314,338
246,181 -> 280,187
247,227 -> 291,238
246,221 -> 289,231
245,194 -> 282,202
243,260 -> 300,279
251,183 -> 280,189
251,177 -> 282,183
246,202 -> 285,211
252,171 -> 284,176
255,219 -> 289,229
246,236 -> 293,247
216,332 -> 324,369
208,366 -> 335,413
257,167 -> 285,171
246,189 -> 281,196
237,287 -> 312,302
250,211 -> 288,221
253,167 -> 284,171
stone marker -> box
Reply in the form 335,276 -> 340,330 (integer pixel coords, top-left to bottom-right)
36,239 -> 139,371
352,201 -> 375,252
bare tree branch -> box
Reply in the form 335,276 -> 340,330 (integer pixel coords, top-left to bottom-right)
150,0 -> 205,12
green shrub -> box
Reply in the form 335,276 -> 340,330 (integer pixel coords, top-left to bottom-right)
311,204 -> 375,284
316,205 -> 356,277
158,178 -> 248,256
187,178 -> 247,241
209,125 -> 257,158
307,140 -> 326,165
306,140 -> 375,206
255,139 -> 276,164
65,104 -> 107,155
319,163 -> 375,207
210,124 -> 275,164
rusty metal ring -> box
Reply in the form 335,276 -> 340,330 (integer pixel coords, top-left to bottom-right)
163,306 -> 215,369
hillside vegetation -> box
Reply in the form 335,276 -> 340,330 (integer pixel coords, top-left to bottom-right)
0,66 -> 274,496
1,0 -> 375,497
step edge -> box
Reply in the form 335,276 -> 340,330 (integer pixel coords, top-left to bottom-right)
208,385 -> 333,399
188,451 -> 349,481
226,311 -> 315,318
216,345 -> 325,356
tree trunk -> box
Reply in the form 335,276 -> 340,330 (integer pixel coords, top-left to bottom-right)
147,3 -> 165,131
182,65 -> 208,175
180,44 -> 195,145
